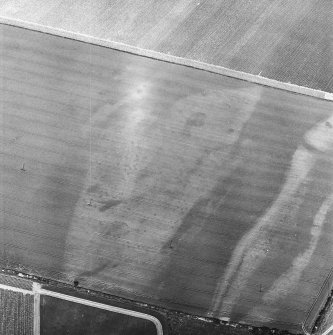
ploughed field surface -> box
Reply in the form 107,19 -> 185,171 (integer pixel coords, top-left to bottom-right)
1,23 -> 333,332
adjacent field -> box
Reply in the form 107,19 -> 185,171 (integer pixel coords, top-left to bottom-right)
1,24 -> 333,332
0,0 -> 332,93
0,273 -> 162,335
0,289 -> 34,335
40,296 -> 158,335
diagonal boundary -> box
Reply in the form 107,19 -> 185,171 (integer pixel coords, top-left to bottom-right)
1,15 -> 332,102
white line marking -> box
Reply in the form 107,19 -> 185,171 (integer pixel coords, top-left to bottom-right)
0,16 -> 332,102
33,283 -> 40,335
324,92 -> 333,101
322,325 -> 333,335
32,285 -> 163,335
0,283 -> 33,295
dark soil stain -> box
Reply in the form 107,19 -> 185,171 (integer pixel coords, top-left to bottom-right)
186,112 -> 206,127
79,262 -> 111,278
88,184 -> 101,194
99,199 -> 122,212
183,112 -> 207,136
110,221 -> 130,238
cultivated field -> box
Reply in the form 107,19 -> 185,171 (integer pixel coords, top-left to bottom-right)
1,24 -> 333,332
0,0 -> 332,93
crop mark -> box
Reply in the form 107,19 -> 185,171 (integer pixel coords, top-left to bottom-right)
211,113 -> 333,317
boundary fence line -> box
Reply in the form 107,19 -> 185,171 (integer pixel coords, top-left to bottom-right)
303,268 -> 333,335
1,16 -> 333,102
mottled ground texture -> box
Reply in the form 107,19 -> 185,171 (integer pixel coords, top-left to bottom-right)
1,24 -> 333,333
0,289 -> 34,335
0,0 -> 332,93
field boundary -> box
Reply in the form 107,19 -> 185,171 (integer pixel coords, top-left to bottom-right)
303,268 -> 333,335
1,16 -> 333,102
0,282 -> 34,295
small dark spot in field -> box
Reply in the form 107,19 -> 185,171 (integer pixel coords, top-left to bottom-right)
79,262 -> 110,277
87,184 -> 100,193
73,280 -> 79,287
325,121 -> 332,128
99,199 -> 122,211
101,221 -> 130,238
186,112 -> 206,127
